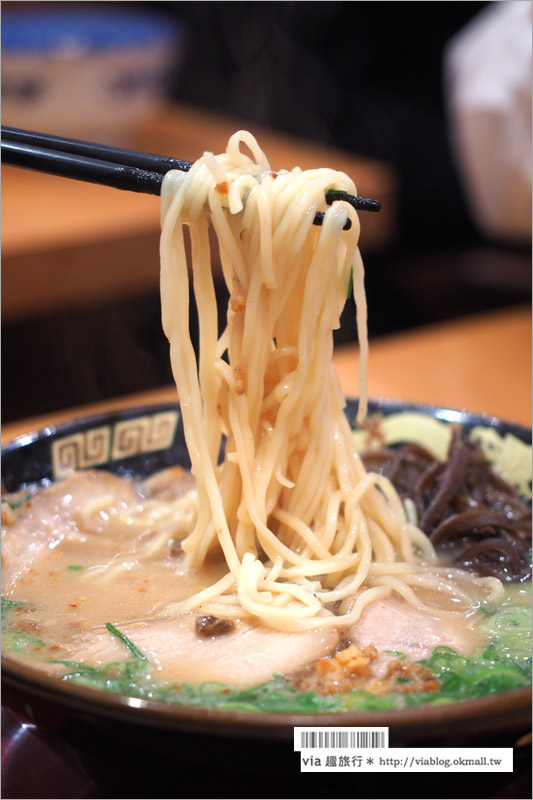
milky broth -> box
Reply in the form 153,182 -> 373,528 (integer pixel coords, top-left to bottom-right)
1,469 -> 226,674
2,467 -> 530,708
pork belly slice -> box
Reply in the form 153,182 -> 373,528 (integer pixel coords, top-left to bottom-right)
140,466 -> 196,501
346,597 -> 482,676
2,471 -> 136,588
61,613 -> 340,688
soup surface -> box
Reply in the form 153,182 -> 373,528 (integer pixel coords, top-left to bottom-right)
2,419 -> 531,714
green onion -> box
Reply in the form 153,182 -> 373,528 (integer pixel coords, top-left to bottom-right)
383,649 -> 407,659
346,268 -> 353,300
1,597 -> 44,652
1,596 -> 26,613
3,630 -> 46,653
51,622 -> 149,691
2,494 -> 32,510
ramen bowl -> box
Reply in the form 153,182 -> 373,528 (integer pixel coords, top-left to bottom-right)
2,400 -> 531,798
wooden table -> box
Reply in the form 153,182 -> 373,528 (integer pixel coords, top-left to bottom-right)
1,102 -> 396,322
2,305 -> 530,445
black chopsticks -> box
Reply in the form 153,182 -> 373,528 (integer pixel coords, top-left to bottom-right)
1,127 -> 175,195
1,126 -> 192,175
1,126 -> 381,227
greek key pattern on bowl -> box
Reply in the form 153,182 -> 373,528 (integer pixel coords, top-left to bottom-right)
51,411 -> 179,479
51,427 -> 111,479
111,411 -> 179,460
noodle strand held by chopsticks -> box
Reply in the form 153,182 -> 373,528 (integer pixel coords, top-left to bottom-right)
159,132 -> 501,631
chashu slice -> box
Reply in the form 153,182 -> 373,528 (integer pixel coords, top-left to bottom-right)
346,596 -> 483,676
60,613 -> 340,688
1,470 -> 137,588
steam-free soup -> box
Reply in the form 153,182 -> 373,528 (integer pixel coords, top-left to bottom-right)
2,423 -> 530,713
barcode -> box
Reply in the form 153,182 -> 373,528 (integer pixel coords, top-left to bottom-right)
295,727 -> 389,750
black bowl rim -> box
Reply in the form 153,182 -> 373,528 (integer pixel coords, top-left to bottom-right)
2,398 -> 531,738
2,396 -> 531,458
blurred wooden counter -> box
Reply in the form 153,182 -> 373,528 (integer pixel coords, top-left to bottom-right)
2,305 -> 530,445
1,102 -> 396,322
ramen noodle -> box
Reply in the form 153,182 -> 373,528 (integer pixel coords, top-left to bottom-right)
155,132 -> 503,630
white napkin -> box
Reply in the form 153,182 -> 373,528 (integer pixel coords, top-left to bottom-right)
445,1 -> 532,243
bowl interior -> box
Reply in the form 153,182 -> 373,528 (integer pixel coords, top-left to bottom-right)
1,398 -> 531,744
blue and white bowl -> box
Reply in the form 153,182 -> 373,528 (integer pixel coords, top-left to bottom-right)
1,9 -> 184,143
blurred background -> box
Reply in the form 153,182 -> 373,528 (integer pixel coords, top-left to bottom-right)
2,0 -> 531,422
